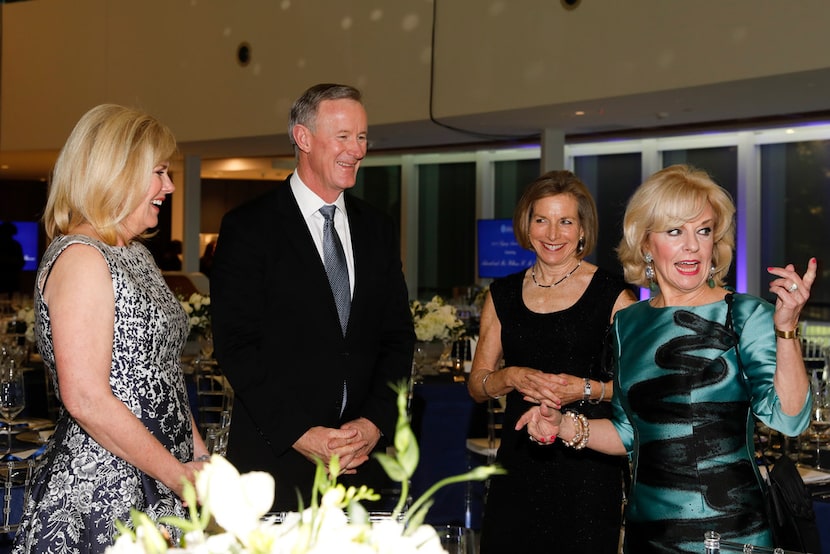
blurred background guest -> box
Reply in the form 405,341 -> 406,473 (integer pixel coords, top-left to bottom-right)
199,239 -> 217,278
468,170 -> 636,553
14,104 -> 209,553
0,221 -> 25,299
519,164 -> 815,553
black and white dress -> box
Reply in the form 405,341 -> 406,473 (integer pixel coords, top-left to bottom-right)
14,234 -> 194,553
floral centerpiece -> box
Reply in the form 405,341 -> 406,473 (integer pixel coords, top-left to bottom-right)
9,306 -> 35,344
179,293 -> 211,339
409,296 -> 465,343
106,382 -> 504,553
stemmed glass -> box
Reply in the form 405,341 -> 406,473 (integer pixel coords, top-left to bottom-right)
0,363 -> 26,454
811,409 -> 830,469
198,328 -> 214,360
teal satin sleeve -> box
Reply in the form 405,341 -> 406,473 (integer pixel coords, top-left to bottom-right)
609,316 -> 635,455
732,294 -> 811,436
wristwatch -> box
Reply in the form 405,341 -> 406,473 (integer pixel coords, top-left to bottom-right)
582,378 -> 592,402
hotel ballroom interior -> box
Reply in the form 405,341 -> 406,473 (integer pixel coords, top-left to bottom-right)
2,1 -> 830,552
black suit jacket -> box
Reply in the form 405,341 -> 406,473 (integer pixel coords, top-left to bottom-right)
211,178 -> 414,510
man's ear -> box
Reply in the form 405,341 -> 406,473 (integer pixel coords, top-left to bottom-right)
293,125 -> 312,153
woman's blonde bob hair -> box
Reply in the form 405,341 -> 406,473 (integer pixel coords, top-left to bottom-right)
513,170 -> 598,258
44,104 -> 177,246
617,164 -> 735,288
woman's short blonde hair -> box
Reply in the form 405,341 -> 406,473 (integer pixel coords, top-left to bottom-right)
513,170 -> 598,257
44,104 -> 177,245
617,164 -> 735,288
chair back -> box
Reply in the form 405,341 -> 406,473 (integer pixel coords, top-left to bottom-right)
0,458 -> 37,534
205,409 -> 232,456
194,361 -> 234,455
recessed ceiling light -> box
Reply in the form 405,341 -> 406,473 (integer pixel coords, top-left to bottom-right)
574,111 -> 585,116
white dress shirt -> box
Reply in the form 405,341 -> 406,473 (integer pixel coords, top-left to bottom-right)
290,174 -> 355,297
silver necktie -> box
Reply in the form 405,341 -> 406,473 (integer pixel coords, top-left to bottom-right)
319,205 -> 350,335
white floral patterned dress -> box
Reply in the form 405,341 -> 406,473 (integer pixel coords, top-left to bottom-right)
13,235 -> 193,553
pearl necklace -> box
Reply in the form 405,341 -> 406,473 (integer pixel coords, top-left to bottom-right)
531,261 -> 582,288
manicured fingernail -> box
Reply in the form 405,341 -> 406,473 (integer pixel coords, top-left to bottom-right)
539,437 -> 546,443
550,435 -> 557,442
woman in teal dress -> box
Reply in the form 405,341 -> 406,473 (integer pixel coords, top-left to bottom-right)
517,164 -> 815,553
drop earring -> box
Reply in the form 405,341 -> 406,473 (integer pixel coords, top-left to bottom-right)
708,265 -> 716,288
644,253 -> 658,292
577,236 -> 585,254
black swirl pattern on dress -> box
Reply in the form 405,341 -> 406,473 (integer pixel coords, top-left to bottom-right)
626,308 -> 765,551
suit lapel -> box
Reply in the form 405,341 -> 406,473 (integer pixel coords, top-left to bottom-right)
277,181 -> 348,336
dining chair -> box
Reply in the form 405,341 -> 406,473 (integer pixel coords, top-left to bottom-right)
205,409 -> 232,456
194,361 -> 234,449
0,458 -> 37,535
464,395 -> 504,529
465,396 -> 504,464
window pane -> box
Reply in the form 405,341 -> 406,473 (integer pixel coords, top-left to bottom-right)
418,162 -> 476,299
761,140 -> 830,318
574,153 -> 642,277
663,146 -> 738,288
352,166 -> 402,229
493,159 -> 541,218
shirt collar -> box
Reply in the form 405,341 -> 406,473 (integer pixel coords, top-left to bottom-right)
290,173 -> 346,219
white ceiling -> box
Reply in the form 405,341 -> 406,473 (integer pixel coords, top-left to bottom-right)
2,68 -> 830,183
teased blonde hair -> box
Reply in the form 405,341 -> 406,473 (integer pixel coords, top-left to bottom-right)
44,104 -> 177,245
617,164 -> 735,288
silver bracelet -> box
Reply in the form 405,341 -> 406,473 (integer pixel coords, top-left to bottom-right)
481,371 -> 503,399
589,381 -> 606,405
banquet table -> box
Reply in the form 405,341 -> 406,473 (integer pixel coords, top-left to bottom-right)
806,477 -> 830,554
409,373 -> 489,528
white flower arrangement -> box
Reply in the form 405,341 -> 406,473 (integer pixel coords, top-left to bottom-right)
409,296 -> 465,342
13,306 -> 36,343
106,383 -> 504,554
179,293 -> 211,337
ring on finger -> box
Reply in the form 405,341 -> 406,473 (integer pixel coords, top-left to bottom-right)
788,282 -> 798,293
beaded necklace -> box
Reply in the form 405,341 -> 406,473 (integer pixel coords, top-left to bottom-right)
530,260 -> 582,288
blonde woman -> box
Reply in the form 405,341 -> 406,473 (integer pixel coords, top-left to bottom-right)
14,105 -> 209,553
519,165 -> 815,553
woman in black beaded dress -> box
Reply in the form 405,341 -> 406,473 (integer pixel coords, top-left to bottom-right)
468,170 -> 636,553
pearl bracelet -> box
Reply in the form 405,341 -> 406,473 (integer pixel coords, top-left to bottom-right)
562,411 -> 590,450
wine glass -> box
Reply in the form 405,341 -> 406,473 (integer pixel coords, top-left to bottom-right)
198,329 -> 214,360
0,363 -> 26,453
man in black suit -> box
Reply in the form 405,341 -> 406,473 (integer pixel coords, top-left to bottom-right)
211,83 -> 415,511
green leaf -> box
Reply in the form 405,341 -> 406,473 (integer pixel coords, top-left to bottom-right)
373,452 -> 408,482
395,424 -> 419,476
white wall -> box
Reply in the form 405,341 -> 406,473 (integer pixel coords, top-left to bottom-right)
2,0 -> 829,153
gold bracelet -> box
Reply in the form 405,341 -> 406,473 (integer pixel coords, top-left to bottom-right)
481,371 -> 504,399
774,327 -> 800,339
